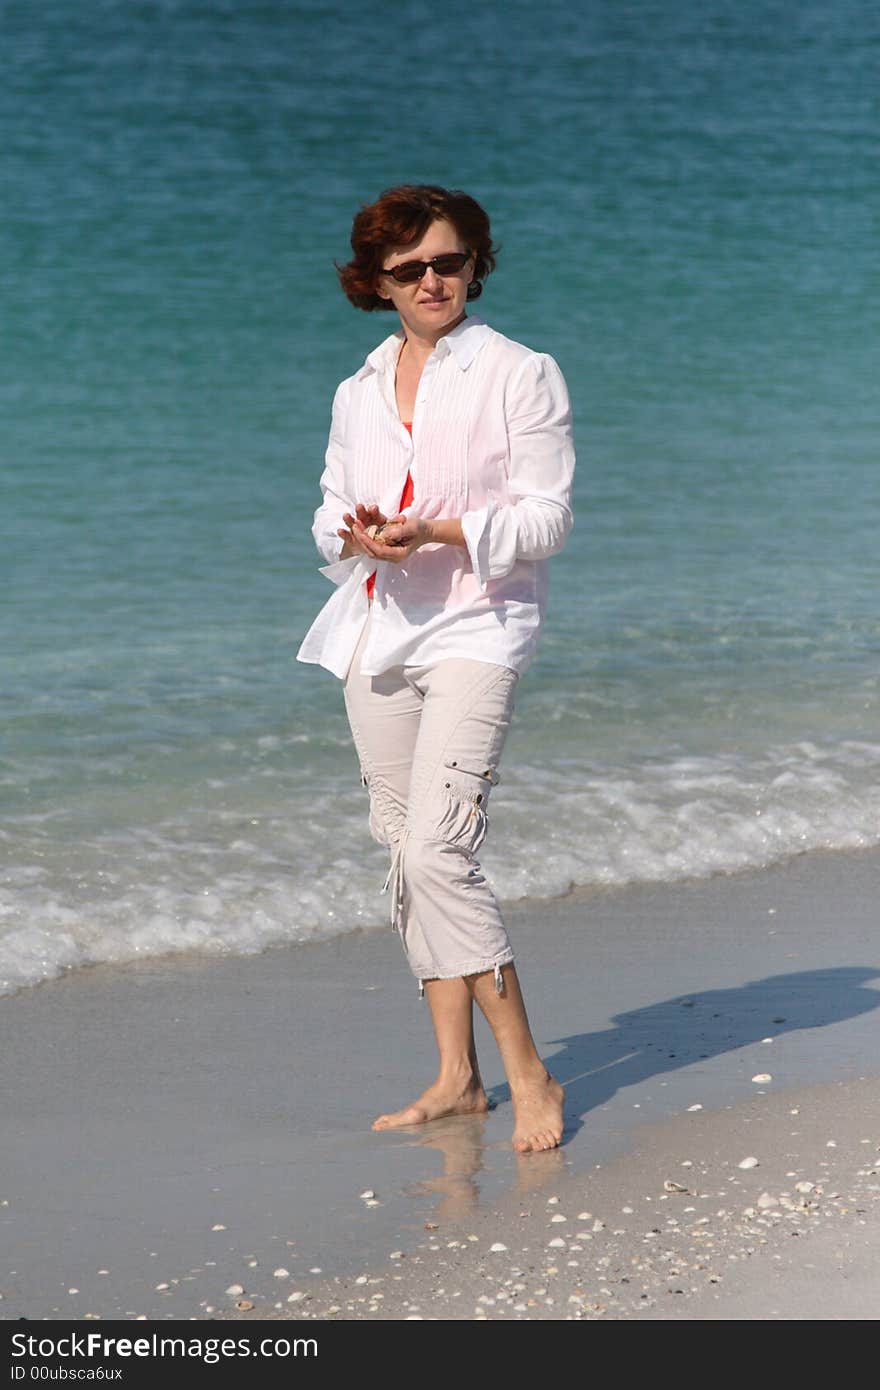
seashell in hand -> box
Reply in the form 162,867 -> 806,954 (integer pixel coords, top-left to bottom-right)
365,522 -> 404,546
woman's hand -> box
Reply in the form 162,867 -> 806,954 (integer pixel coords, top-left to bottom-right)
337,511 -> 465,564
346,513 -> 432,564
337,504 -> 388,559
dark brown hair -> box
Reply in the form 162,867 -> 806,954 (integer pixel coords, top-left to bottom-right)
336,184 -> 498,312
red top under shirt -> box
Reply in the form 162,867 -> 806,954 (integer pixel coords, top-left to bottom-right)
366,421 -> 413,599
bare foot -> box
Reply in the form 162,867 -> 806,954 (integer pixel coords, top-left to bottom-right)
511,1073 -> 565,1152
372,1076 -> 489,1131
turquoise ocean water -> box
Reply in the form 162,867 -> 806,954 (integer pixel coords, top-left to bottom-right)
2,0 -> 878,994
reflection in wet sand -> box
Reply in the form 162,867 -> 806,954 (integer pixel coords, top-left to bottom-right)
396,1113 -> 566,1221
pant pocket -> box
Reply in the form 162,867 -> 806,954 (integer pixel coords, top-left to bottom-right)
436,761 -> 496,853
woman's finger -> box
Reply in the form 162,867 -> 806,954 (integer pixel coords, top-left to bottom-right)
352,526 -> 409,561
354,504 -> 388,525
378,519 -> 418,548
371,531 -> 418,561
376,542 -> 416,563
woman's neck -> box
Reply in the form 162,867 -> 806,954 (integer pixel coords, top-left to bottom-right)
398,312 -> 466,363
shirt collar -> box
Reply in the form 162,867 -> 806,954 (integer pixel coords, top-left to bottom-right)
436,314 -> 492,369
359,314 -> 492,379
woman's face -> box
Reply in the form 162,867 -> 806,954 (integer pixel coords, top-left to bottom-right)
375,218 -> 474,341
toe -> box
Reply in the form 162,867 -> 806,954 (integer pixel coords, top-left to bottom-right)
372,1103 -> 428,1130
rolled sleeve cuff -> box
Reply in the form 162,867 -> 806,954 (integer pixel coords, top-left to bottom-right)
460,498 -> 520,589
325,531 -> 345,563
312,523 -> 346,566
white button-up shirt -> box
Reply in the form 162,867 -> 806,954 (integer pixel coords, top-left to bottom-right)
296,315 -> 575,680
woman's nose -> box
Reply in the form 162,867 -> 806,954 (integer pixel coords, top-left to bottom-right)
421,266 -> 442,291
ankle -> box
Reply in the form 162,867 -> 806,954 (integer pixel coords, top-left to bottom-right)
436,1060 -> 481,1090
508,1062 -> 555,1092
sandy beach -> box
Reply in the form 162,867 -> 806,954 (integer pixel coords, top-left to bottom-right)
231,1074 -> 880,1321
2,845 -> 879,1321
4,0 -> 876,1339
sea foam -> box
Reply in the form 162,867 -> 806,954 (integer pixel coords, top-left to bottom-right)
2,738 -> 878,997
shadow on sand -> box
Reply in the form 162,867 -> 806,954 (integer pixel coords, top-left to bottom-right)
389,966 -> 880,1217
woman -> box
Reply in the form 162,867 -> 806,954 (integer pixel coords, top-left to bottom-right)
297,185 -> 574,1153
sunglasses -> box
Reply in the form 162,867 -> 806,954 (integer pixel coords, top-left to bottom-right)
380,251 -> 472,285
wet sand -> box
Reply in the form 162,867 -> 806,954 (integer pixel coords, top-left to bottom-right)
1,845 -> 879,1320
231,1073 -> 880,1321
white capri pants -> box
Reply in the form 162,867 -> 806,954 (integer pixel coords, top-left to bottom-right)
343,610 -> 518,996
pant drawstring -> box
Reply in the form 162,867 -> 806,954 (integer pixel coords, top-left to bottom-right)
494,962 -> 504,995
418,979 -> 425,1000
380,828 -> 409,932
